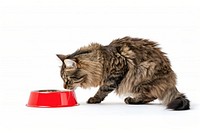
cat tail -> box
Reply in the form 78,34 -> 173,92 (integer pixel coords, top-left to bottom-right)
162,87 -> 190,110
167,93 -> 190,110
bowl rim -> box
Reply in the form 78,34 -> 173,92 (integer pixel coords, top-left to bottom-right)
31,89 -> 73,93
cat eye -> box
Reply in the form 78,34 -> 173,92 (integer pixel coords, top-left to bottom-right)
70,76 -> 85,83
70,76 -> 80,80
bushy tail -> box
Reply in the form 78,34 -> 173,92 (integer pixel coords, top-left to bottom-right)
167,94 -> 190,110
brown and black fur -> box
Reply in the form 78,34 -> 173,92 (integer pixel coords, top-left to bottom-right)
57,36 -> 190,110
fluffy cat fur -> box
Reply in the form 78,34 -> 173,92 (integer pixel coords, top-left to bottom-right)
57,36 -> 190,110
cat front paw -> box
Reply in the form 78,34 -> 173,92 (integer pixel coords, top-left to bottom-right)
87,97 -> 102,104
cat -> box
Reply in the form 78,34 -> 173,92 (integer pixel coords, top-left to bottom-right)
57,36 -> 190,110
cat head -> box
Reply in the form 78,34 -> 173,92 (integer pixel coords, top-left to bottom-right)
57,43 -> 103,90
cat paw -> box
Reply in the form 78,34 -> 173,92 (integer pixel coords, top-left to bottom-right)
124,97 -> 146,104
124,97 -> 134,104
87,97 -> 102,104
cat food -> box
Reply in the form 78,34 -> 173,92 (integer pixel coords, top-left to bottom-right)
38,90 -> 60,92
26,89 -> 78,108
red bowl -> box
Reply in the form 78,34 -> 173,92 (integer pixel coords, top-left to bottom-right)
26,90 -> 78,108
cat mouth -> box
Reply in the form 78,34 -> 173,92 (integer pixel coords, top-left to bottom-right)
63,83 -> 76,90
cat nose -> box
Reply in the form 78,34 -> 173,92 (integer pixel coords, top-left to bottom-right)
63,81 -> 72,89
63,83 -> 74,90
63,83 -> 67,89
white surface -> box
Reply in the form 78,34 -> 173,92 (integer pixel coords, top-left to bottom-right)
0,0 -> 200,133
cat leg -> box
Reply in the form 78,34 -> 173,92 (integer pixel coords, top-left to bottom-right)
87,86 -> 114,104
124,76 -> 190,110
124,94 -> 156,104
87,73 -> 123,104
124,82 -> 156,104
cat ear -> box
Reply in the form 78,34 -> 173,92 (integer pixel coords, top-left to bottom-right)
64,59 -> 77,68
56,54 -> 67,62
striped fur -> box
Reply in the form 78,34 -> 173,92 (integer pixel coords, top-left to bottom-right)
57,36 -> 190,110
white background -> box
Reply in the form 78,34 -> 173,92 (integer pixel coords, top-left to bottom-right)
0,0 -> 200,133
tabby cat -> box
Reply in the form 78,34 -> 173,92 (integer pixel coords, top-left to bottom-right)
57,36 -> 190,110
